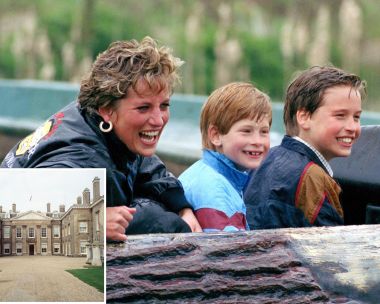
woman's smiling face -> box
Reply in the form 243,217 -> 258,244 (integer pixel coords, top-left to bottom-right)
99,79 -> 170,156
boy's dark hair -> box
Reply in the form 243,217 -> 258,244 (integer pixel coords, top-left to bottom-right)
284,66 -> 367,136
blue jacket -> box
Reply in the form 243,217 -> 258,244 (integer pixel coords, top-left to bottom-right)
244,136 -> 343,229
1,101 -> 191,213
179,150 -> 250,232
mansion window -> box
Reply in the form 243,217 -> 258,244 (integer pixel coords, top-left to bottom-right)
41,227 -> 47,238
16,243 -> 22,254
3,244 -> 10,254
29,227 -> 35,238
53,225 -> 60,238
53,243 -> 60,254
16,227 -> 22,238
95,211 -> 100,231
3,226 -> 10,239
41,243 -> 47,253
79,222 -> 88,233
80,241 -> 87,255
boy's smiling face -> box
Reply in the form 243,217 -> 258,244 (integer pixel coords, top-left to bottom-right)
297,85 -> 362,161
211,117 -> 270,170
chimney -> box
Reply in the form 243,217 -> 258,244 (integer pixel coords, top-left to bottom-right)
83,188 -> 90,205
93,177 -> 100,202
47,203 -> 51,213
59,204 -> 65,213
77,196 -> 82,205
12,203 -> 16,213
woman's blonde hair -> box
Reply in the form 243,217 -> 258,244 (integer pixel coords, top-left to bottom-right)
200,82 -> 272,150
78,36 -> 183,112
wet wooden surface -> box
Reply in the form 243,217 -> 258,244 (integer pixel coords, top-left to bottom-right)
107,225 -> 380,303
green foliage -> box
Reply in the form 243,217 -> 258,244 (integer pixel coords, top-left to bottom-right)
37,0 -> 77,80
196,23 -> 217,95
91,2 -> 127,55
203,34 -> 217,95
1,0 -> 380,109
240,33 -> 284,101
66,266 -> 104,293
0,0 -> 33,10
0,37 -> 16,78
330,43 -> 342,69
361,0 -> 380,39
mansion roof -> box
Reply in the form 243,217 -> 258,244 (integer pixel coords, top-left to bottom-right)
11,211 -> 52,221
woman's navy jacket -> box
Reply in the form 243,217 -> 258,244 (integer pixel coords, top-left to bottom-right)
1,101 -> 191,213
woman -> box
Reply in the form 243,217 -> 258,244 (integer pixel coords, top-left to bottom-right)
1,37 -> 202,240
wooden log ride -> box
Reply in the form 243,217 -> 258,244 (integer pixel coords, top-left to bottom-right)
107,224 -> 380,303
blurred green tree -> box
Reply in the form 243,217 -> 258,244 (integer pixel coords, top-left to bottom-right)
0,0 -> 379,108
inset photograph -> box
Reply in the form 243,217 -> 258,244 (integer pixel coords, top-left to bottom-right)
0,168 -> 105,302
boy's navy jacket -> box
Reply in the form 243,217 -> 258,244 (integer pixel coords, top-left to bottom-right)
1,101 -> 191,213
244,136 -> 344,229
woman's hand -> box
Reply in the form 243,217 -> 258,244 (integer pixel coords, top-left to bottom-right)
106,206 -> 136,241
179,208 -> 202,232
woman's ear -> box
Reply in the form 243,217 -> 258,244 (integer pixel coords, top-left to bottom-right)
296,109 -> 311,131
208,125 -> 222,147
98,107 -> 113,122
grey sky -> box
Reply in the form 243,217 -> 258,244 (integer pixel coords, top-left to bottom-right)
0,168 -> 105,213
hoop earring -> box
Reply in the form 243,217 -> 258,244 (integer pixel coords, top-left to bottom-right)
99,121 -> 113,133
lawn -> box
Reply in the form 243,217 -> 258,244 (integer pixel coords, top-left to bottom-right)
66,266 -> 104,293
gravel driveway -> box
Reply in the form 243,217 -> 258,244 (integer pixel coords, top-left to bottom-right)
0,255 -> 104,302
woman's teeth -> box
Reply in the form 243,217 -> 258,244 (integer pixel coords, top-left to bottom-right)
140,131 -> 159,142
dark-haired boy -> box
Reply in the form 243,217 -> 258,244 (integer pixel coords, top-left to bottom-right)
244,66 -> 366,229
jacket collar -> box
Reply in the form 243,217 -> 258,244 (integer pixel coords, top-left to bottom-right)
203,149 -> 249,193
293,136 -> 333,176
281,136 -> 331,175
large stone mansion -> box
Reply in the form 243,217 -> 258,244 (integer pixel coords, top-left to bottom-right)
0,176 -> 104,265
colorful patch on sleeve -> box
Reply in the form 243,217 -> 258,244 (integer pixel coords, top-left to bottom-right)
295,162 -> 342,224
15,112 -> 64,157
